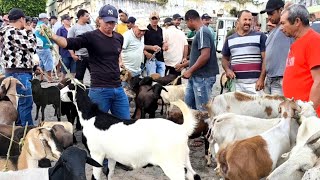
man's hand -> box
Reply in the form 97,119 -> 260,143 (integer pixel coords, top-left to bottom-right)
255,78 -> 265,91
145,52 -> 153,60
182,70 -> 192,79
182,57 -> 188,63
71,55 -> 79,61
151,45 -> 161,52
226,69 -> 236,79
175,63 -> 184,72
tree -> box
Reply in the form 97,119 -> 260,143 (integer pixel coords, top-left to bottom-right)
0,0 -> 47,17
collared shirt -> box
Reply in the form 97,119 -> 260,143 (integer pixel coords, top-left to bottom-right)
0,25 -> 36,69
122,29 -> 144,74
56,26 -> 71,58
52,21 -> 62,34
144,24 -> 164,62
163,26 -> 188,67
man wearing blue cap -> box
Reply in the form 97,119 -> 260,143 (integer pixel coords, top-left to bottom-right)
50,5 -> 130,121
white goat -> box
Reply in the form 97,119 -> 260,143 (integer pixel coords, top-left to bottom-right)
161,83 -> 186,117
60,81 -> 200,180
208,91 -> 286,118
0,127 -> 62,171
216,99 -> 300,180
267,113 -> 320,180
302,157 -> 320,180
267,131 -> 320,180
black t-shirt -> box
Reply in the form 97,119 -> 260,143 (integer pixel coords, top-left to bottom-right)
144,24 -> 164,62
66,29 -> 123,88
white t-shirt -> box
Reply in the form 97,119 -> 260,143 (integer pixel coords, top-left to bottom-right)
163,26 -> 188,67
122,29 -> 144,74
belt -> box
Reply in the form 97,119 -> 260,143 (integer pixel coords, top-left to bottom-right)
268,76 -> 283,80
5,68 -> 33,73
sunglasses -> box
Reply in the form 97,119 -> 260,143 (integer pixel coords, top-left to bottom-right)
151,17 -> 159,20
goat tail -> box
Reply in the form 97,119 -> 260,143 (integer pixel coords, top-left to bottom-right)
170,100 -> 197,136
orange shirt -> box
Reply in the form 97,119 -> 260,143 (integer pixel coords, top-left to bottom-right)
283,29 -> 320,116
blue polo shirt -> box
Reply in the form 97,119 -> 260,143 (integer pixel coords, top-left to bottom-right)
56,26 -> 71,58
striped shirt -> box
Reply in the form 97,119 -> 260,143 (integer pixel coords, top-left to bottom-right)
222,30 -> 267,83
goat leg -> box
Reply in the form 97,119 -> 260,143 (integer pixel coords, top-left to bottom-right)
56,106 -> 61,122
35,105 -> 40,120
204,138 -> 212,166
41,105 -> 46,122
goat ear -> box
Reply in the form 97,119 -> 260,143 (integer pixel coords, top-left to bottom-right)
162,87 -> 168,92
86,157 -> 103,167
49,158 -> 63,176
306,130 -> 320,155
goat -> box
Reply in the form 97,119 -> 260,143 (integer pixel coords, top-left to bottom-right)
161,84 -> 187,118
302,157 -> 320,180
57,78 -> 82,130
60,80 -> 200,180
153,74 -> 178,85
216,99 -> 300,180
30,79 -> 61,122
208,91 -> 286,118
207,100 -> 317,159
0,127 -> 62,170
0,77 -> 24,125
267,131 -> 320,180
133,83 -> 167,119
0,146 -> 102,180
266,112 -> 320,180
167,106 -> 211,165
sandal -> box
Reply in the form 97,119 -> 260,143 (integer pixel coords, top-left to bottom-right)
190,139 -> 203,147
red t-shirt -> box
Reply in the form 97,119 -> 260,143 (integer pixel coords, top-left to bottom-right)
283,29 -> 320,116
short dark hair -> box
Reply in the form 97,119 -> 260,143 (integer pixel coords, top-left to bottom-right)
237,10 -> 251,19
310,13 -> 316,19
185,10 -> 200,21
77,9 -> 88,19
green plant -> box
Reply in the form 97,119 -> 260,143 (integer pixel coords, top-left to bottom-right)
0,0 -> 47,17
230,7 -> 239,17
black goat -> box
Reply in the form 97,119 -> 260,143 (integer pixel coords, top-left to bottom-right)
30,79 -> 61,122
133,83 -> 168,119
153,74 -> 178,85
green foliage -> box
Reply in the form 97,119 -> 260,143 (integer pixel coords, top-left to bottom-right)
230,7 -> 239,17
0,0 -> 47,17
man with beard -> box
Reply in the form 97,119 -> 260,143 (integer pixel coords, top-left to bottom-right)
260,0 -> 293,95
280,4 -> 320,117
222,10 -> 267,95
67,9 -> 93,82
183,10 -> 219,111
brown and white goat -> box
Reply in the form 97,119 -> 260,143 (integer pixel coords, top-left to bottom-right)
0,127 -> 62,171
0,77 -> 24,125
217,99 -> 300,180
208,91 -> 287,118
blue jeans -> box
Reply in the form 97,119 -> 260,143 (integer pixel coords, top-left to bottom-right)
37,49 -> 54,72
185,76 -> 216,111
88,87 -> 130,120
5,72 -> 33,126
145,58 -> 166,77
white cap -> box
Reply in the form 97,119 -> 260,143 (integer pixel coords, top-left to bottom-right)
135,19 -> 149,31
38,13 -> 49,19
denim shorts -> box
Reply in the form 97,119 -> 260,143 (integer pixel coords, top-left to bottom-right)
37,49 -> 54,72
88,87 -> 130,120
185,76 -> 216,111
61,57 -> 76,74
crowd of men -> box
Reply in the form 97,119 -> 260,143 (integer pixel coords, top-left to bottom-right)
0,1 -> 319,138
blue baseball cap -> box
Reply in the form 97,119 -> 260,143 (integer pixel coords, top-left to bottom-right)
99,4 -> 118,22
